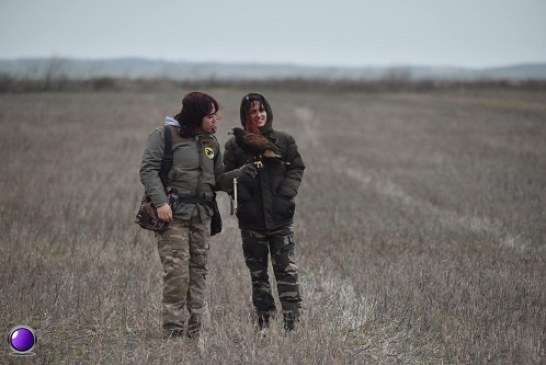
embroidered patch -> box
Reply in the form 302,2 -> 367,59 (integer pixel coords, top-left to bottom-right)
204,147 -> 215,160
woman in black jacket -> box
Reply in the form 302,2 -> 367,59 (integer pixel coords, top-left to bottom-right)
221,92 -> 305,332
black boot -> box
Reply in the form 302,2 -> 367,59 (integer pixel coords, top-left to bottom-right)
257,312 -> 270,330
283,311 -> 298,331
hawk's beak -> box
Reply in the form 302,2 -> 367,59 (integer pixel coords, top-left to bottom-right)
228,130 -> 234,135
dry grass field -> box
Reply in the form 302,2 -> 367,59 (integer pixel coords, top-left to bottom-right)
1,85 -> 545,364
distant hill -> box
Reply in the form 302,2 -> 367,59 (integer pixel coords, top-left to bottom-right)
1,58 -> 545,81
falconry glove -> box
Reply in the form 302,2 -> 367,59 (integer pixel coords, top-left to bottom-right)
237,163 -> 259,182
219,163 -> 258,193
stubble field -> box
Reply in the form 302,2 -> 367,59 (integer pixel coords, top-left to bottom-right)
1,85 -> 545,364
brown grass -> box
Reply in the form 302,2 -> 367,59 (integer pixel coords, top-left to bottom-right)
1,86 -> 545,364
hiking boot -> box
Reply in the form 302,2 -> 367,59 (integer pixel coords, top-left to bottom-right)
257,312 -> 270,330
283,312 -> 298,332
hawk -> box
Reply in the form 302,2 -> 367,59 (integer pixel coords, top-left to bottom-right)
229,127 -> 289,168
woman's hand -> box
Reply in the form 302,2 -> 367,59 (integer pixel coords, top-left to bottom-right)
238,163 -> 259,182
157,204 -> 173,223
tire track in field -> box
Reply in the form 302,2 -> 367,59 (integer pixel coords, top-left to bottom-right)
294,106 -> 523,248
295,105 -> 441,362
340,160 -> 522,247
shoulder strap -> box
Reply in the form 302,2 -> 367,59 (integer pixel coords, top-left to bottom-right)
159,126 -> 173,190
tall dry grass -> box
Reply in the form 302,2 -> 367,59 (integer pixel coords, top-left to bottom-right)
1,87 -> 545,364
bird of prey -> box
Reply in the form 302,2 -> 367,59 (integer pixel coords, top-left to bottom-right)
228,127 -> 289,168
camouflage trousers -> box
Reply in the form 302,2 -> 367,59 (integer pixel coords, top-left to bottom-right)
156,208 -> 210,336
241,228 -> 302,328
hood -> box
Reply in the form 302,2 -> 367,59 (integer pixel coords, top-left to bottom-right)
164,116 -> 180,127
239,92 -> 273,135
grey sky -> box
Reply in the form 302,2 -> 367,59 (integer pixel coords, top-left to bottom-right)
1,0 -> 545,68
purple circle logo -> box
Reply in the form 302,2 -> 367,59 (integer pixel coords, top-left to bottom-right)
9,325 -> 36,355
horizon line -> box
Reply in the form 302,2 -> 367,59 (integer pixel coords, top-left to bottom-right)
1,56 -> 546,71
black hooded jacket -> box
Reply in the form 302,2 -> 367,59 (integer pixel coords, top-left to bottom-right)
222,93 -> 305,231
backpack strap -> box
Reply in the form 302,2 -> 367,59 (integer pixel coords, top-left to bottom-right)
158,126 -> 173,191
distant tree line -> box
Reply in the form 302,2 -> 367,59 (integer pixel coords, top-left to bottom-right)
1,73 -> 546,93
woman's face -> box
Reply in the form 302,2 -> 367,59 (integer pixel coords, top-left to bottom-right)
246,100 -> 267,129
199,104 -> 219,134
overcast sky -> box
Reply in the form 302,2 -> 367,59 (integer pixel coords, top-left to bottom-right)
1,0 -> 545,68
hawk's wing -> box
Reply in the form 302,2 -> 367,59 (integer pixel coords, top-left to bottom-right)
243,134 -> 280,153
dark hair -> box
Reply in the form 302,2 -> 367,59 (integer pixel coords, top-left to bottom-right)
239,92 -> 273,133
174,91 -> 219,137
241,92 -> 265,119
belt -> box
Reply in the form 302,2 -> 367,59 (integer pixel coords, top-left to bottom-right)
173,194 -> 215,208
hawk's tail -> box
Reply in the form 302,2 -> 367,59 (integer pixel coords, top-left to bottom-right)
263,150 -> 291,165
